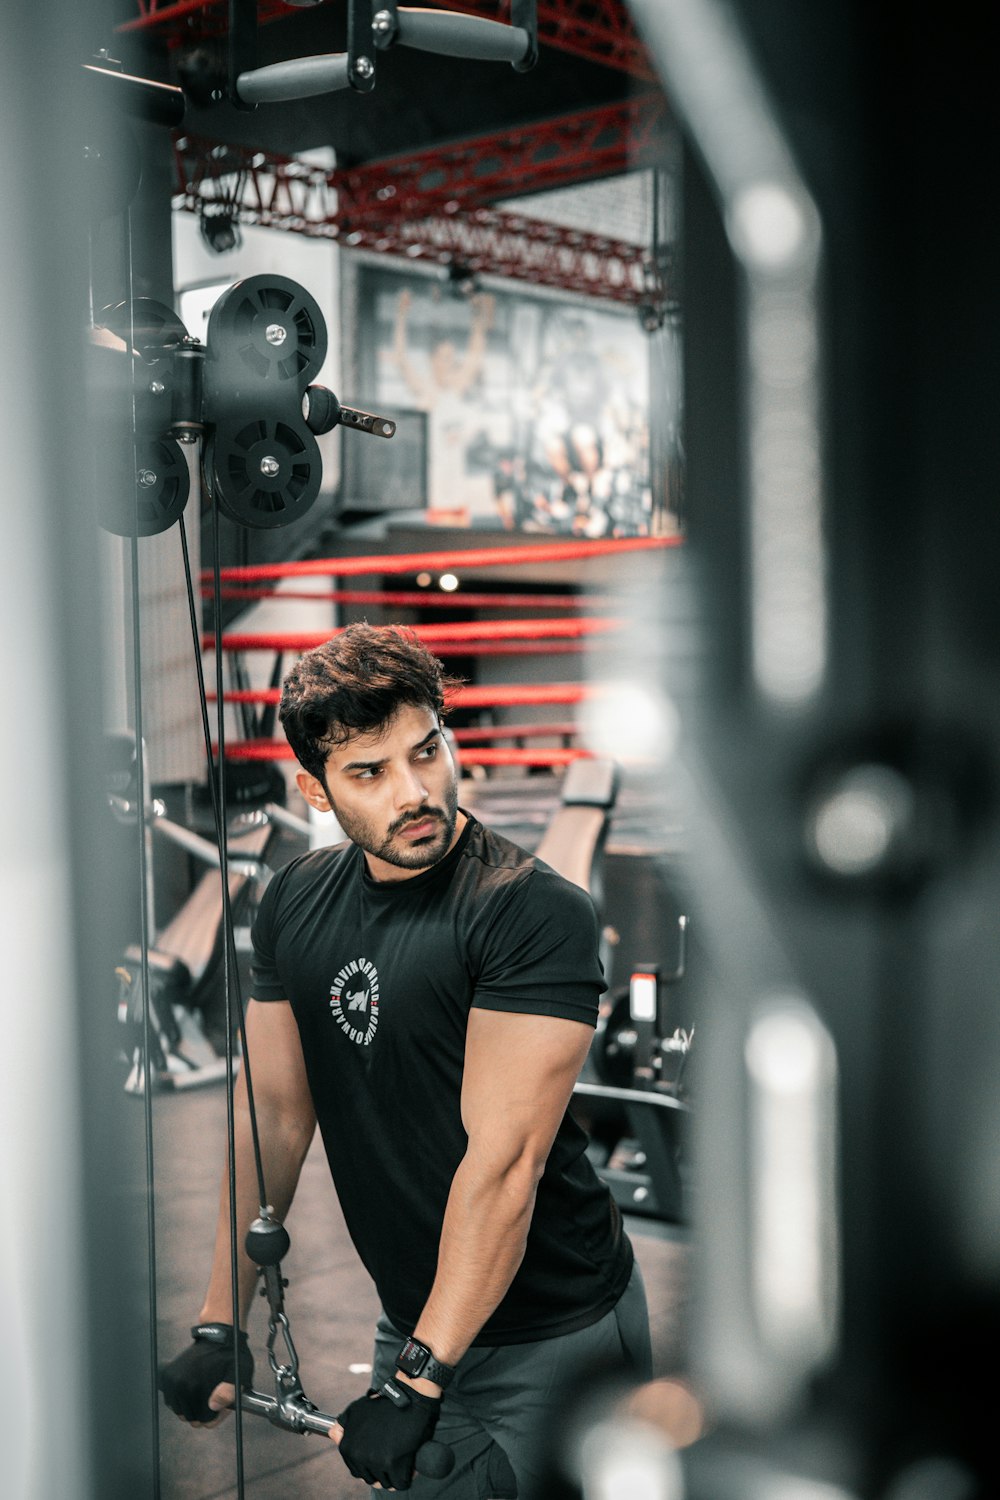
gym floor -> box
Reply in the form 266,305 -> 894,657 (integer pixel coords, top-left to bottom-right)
152,1082 -> 693,1499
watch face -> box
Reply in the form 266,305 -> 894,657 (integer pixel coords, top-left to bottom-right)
397,1338 -> 428,1377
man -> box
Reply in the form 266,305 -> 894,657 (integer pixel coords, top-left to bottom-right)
160,624 -> 650,1497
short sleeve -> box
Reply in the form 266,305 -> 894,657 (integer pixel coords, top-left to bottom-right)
248,862 -> 293,1002
472,868 -> 605,1026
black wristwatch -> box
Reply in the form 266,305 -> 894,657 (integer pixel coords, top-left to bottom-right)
395,1336 -> 456,1390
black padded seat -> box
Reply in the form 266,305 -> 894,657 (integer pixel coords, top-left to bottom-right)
533,759 -> 619,904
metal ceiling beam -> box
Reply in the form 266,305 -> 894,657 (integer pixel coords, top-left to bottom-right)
117,0 -> 654,78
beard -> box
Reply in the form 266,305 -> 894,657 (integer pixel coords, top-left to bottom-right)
332,774 -> 460,872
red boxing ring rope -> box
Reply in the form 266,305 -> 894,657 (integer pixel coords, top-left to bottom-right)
205,587 -> 617,611
203,618 -> 620,652
212,684 -> 602,711
450,722 -> 579,743
210,642 -> 593,667
213,682 -> 601,709
218,740 -> 593,767
202,534 -> 680,584
456,683 -> 598,708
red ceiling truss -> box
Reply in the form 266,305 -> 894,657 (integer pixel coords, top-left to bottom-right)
336,208 -> 666,306
333,94 -> 667,225
172,94 -> 676,308
118,1 -> 654,80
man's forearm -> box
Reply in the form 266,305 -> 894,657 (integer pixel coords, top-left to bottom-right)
407,1149 -> 542,1377
199,1095 -> 314,1329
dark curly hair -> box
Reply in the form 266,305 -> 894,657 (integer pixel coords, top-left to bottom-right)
279,623 -> 461,783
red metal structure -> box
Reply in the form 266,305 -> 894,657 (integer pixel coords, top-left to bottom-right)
172,94 -> 674,306
333,94 -> 667,224
334,206 -> 667,305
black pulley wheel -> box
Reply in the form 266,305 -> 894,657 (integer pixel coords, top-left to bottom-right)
101,435 -> 191,538
207,275 -> 327,388
101,299 -> 189,362
210,416 -> 321,530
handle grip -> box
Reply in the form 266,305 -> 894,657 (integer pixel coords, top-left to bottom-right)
391,7 -> 531,65
236,53 -> 350,105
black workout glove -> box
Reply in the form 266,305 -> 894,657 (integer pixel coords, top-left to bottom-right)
338,1376 -> 442,1490
159,1323 -> 254,1423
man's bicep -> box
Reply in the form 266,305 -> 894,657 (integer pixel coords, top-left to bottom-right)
241,998 -> 315,1128
460,1008 -> 593,1166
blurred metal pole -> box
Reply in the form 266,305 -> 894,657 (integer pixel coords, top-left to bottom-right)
0,4 -> 156,1496
625,1 -> 1000,1497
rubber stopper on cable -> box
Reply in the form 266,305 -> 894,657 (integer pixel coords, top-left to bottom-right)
245,1215 -> 291,1266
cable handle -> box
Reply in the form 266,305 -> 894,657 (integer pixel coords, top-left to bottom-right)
237,54 -> 351,105
375,4 -> 537,69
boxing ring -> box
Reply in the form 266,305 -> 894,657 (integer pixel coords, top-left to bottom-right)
199,536 -> 678,770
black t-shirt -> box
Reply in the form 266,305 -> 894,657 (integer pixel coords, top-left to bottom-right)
249,813 -> 633,1344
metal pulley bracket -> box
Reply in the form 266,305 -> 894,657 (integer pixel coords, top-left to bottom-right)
95,275 -> 396,536
94,298 -> 196,537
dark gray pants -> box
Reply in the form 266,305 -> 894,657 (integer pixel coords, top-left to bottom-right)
370,1261 -> 651,1499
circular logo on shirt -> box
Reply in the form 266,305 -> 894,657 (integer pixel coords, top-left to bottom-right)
329,957 -> 380,1046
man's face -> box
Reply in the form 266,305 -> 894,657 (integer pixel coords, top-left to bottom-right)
296,702 -> 461,882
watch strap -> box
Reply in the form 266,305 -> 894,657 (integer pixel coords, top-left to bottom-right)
396,1336 -> 456,1390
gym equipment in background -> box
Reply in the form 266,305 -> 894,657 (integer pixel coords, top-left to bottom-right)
576,921 -> 692,1225
106,731 -> 282,1093
94,278 -> 395,540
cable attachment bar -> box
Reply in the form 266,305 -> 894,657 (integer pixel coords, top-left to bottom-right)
239,1212 -> 455,1473
242,1381 -> 334,1436
241,1369 -> 456,1478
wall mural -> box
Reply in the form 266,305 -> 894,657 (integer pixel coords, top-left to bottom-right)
356,265 -> 654,535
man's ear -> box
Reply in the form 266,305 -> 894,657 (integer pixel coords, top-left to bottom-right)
295,770 -> 332,813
